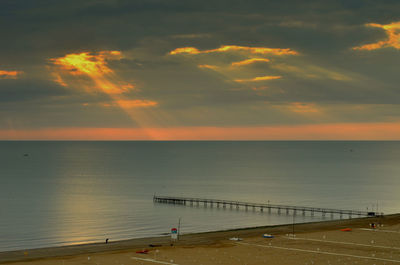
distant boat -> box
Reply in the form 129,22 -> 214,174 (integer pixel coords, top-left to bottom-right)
23,154 -> 29,157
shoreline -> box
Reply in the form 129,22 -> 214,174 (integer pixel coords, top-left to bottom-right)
1,214 -> 397,264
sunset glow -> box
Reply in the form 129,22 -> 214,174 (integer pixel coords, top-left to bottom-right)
0,70 -> 22,79
52,51 -> 130,94
353,21 -> 400,50
116,99 -> 158,108
1,1 -> 399,140
288,102 -> 320,113
2,122 -> 400,140
170,45 -> 298,56
234,75 -> 282,82
231,58 -> 270,67
53,52 -> 115,76
3,3 -> 400,259
198,64 -> 219,70
50,51 -> 159,131
170,44 -> 296,87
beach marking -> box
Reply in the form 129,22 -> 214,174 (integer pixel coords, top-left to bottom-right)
360,228 -> 400,234
286,236 -> 400,250
131,257 -> 179,265
236,242 -> 400,263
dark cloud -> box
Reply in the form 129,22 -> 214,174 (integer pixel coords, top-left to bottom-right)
0,79 -> 68,103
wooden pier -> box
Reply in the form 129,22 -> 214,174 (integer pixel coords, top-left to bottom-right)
153,195 -> 382,218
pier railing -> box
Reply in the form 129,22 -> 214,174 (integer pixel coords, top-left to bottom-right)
153,195 -> 383,218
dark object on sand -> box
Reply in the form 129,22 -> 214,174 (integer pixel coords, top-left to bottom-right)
136,249 -> 149,254
149,244 -> 162,247
105,238 -> 109,244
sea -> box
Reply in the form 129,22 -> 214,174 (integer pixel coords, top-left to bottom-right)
0,141 -> 399,252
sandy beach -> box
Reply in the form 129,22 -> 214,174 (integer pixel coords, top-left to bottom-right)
1,214 -> 399,265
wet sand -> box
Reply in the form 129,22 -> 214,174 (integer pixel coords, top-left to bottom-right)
1,214 -> 399,265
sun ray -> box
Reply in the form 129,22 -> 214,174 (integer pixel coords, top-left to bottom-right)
51,51 -> 161,137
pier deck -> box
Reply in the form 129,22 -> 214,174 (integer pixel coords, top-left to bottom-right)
153,195 -> 382,218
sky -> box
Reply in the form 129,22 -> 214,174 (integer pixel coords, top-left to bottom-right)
1,0 -> 399,140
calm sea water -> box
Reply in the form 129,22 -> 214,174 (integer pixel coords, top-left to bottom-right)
0,141 -> 399,251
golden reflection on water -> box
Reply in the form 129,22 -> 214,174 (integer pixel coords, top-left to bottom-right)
50,147 -> 113,245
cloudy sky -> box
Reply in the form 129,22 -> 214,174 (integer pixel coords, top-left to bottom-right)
1,0 -> 399,140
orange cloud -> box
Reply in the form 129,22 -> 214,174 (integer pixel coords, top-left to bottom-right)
116,99 -> 158,108
101,103 -> 112,107
52,51 -> 123,76
170,45 -> 297,85
198,64 -> 218,70
353,21 -> 400,50
235,75 -> 282,83
2,123 -> 400,140
0,70 -> 23,79
170,45 -> 298,56
52,51 -> 131,94
51,51 -> 159,130
86,100 -> 157,108
288,102 -> 320,113
121,83 -> 135,90
170,47 -> 202,55
52,73 -> 67,87
251,86 -> 269,91
231,58 -> 270,67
